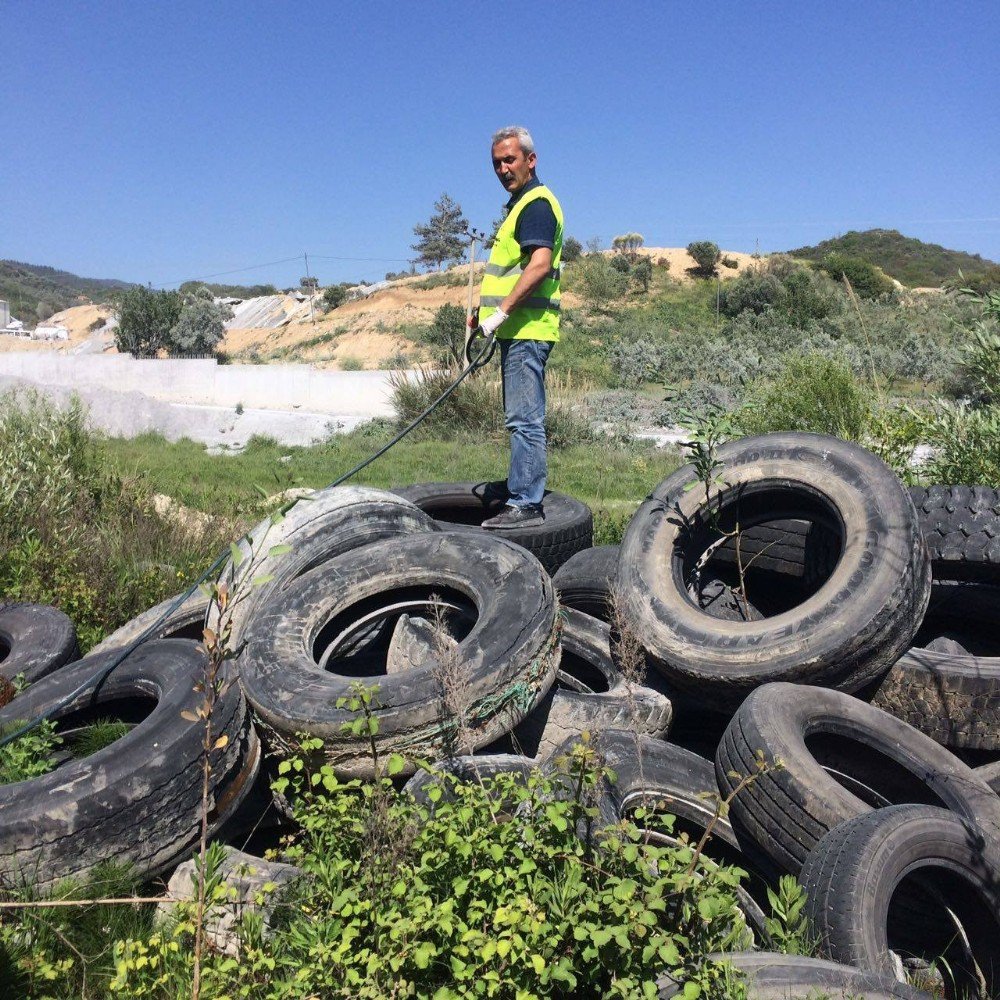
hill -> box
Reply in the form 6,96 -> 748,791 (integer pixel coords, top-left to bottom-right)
786,229 -> 997,288
0,259 -> 132,323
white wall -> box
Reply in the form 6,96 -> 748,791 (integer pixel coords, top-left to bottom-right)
0,353 -> 401,416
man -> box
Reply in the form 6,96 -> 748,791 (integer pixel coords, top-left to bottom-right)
472,125 -> 564,530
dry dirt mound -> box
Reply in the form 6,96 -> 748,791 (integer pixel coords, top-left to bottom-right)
222,247 -> 760,370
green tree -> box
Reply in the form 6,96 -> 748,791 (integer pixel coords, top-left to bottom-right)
412,193 -> 469,271
300,276 -> 319,290
323,284 -> 348,310
424,303 -> 467,366
112,285 -> 183,356
561,236 -> 583,263
687,241 -> 721,277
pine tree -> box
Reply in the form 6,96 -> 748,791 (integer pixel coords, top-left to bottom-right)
411,193 -> 469,271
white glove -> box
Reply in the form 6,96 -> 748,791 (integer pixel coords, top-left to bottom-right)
479,307 -> 508,336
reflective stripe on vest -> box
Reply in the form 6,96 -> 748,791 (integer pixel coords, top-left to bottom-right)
479,184 -> 564,342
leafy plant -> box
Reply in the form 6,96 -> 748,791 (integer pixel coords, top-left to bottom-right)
0,717 -> 62,785
763,876 -> 814,955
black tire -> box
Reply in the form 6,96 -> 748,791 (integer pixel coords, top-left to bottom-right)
508,609 -> 672,759
711,517 -> 841,586
800,805 -> 1000,997
403,754 -> 535,810
914,579 -> 1000,655
390,481 -> 593,574
616,433 -> 931,709
976,758 -> 1000,794
0,603 -> 79,685
873,644 -> 1000,750
552,545 -> 619,621
657,953 -> 930,999
218,485 -> 439,647
910,484 -> 1000,584
716,682 -> 1000,877
241,532 -> 560,778
599,731 -> 744,862
0,639 -> 259,889
89,591 -> 209,657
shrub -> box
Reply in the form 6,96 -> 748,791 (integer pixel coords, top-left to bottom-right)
820,252 -> 895,299
390,368 -> 593,447
323,284 -> 348,309
571,253 -> 629,311
631,256 -> 653,293
734,353 -> 871,441
421,303 -> 467,366
721,255 -> 738,269
947,265 -> 1000,295
339,356 -> 364,371
687,241 -> 721,276
609,254 -> 632,275
0,390 -> 231,651
912,400 -> 1000,486
718,270 -> 786,318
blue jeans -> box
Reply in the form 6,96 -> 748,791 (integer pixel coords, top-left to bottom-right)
500,338 -> 553,508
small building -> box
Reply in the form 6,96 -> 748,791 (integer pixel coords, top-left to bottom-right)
0,300 -> 8,328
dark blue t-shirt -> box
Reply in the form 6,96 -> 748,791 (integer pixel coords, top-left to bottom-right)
506,176 -> 557,252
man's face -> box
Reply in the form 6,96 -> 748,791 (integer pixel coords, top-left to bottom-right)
492,137 -> 536,196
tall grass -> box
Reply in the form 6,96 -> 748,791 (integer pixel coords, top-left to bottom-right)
0,390 -> 235,650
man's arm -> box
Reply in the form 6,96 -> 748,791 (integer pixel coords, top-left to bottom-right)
500,245 -> 553,314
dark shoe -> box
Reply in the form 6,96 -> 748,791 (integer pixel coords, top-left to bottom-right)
481,504 -> 544,530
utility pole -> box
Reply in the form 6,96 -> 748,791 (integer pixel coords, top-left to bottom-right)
462,225 -> 486,360
304,252 -> 315,324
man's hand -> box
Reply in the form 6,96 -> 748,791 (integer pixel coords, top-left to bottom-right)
479,307 -> 508,336
467,307 -> 479,330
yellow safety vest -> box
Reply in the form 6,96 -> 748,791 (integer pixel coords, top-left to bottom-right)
479,184 -> 564,342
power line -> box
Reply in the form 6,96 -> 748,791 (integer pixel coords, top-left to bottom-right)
151,256 -> 304,288
151,252 -> 414,289
309,254 -> 413,262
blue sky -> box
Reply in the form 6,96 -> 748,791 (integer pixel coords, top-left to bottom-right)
3,1 -> 998,288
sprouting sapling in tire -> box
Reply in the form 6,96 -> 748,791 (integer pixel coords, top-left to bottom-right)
0,639 -> 258,890
615,432 -> 931,709
240,531 -> 560,778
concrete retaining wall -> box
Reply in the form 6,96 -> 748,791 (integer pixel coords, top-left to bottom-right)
0,353 -> 399,416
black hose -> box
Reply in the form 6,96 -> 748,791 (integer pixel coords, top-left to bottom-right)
0,332 -> 497,750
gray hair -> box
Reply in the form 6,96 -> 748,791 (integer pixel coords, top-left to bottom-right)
491,125 -> 535,155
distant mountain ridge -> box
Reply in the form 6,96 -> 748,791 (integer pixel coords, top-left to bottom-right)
787,229 -> 998,288
0,258 -> 133,323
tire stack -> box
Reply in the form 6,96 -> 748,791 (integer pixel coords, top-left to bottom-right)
5,439 -> 1000,996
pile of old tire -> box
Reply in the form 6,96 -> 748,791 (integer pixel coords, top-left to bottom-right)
9,430 -> 1000,997
562,431 -> 1000,994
